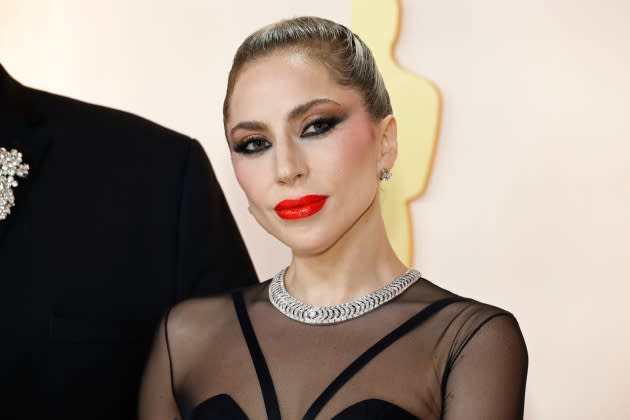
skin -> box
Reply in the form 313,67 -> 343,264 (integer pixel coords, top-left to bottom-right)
226,50 -> 406,305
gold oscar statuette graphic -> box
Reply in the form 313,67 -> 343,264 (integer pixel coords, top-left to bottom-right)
352,0 -> 441,265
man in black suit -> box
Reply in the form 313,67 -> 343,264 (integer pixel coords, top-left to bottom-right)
0,63 -> 257,419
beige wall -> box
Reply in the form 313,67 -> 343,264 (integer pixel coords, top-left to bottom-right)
2,1 -> 629,418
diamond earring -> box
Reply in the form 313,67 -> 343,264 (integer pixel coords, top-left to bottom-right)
378,168 -> 392,181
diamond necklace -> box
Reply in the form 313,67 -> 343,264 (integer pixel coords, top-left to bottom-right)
268,268 -> 422,325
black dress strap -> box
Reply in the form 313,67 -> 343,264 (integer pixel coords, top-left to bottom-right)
303,296 -> 469,420
232,291 -> 282,420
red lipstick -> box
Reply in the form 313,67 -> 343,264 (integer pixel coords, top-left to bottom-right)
274,195 -> 328,220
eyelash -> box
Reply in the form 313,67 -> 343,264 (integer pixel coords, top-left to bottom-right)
233,136 -> 271,154
232,115 -> 345,155
301,116 -> 344,138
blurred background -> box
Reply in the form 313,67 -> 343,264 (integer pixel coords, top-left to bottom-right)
2,0 -> 629,418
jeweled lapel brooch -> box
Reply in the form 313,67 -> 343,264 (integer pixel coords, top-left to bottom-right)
0,147 -> 30,220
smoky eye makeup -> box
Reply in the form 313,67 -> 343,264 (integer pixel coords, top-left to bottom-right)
300,113 -> 348,138
229,107 -> 349,154
231,136 -> 272,155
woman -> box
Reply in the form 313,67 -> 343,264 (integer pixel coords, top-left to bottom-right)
140,16 -> 528,420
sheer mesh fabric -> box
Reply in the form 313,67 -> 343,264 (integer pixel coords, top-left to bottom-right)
148,277 -> 527,420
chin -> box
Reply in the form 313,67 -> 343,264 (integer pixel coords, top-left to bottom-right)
278,231 -> 338,257
290,245 -> 333,258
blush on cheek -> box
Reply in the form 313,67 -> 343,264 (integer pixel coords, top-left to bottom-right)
335,124 -> 375,168
232,162 -> 260,199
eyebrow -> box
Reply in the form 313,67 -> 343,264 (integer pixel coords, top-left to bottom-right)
229,121 -> 267,138
287,98 -> 340,121
229,98 -> 340,138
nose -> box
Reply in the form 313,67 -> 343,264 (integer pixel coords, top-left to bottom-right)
274,138 -> 307,185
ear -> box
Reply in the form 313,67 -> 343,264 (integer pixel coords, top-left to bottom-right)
376,114 -> 397,173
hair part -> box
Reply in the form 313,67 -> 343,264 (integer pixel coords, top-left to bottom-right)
223,16 -> 392,127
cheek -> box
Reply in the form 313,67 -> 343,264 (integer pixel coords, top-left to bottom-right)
232,158 -> 265,204
331,125 -> 377,176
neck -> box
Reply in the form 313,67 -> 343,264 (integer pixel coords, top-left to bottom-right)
283,196 -> 406,306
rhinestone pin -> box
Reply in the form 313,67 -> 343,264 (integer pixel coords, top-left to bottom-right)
0,147 -> 30,220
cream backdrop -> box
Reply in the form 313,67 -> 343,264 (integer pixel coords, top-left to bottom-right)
2,1 -> 629,418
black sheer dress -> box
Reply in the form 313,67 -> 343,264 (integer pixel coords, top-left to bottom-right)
146,276 -> 527,419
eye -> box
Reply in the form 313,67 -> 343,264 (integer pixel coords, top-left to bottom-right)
233,136 -> 272,155
301,116 -> 343,138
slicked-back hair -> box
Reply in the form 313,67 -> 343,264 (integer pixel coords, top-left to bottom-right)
223,16 -> 392,128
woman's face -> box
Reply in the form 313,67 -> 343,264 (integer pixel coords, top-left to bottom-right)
225,50 -> 395,256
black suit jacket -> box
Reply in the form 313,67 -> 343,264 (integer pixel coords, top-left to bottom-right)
0,64 -> 257,419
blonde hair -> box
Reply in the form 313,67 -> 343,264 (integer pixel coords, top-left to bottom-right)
223,16 -> 392,125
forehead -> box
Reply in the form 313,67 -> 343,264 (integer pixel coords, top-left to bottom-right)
227,51 -> 361,123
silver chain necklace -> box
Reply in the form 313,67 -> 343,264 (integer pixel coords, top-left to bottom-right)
268,268 -> 422,325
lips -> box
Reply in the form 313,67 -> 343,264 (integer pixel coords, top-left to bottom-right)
274,195 -> 328,220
